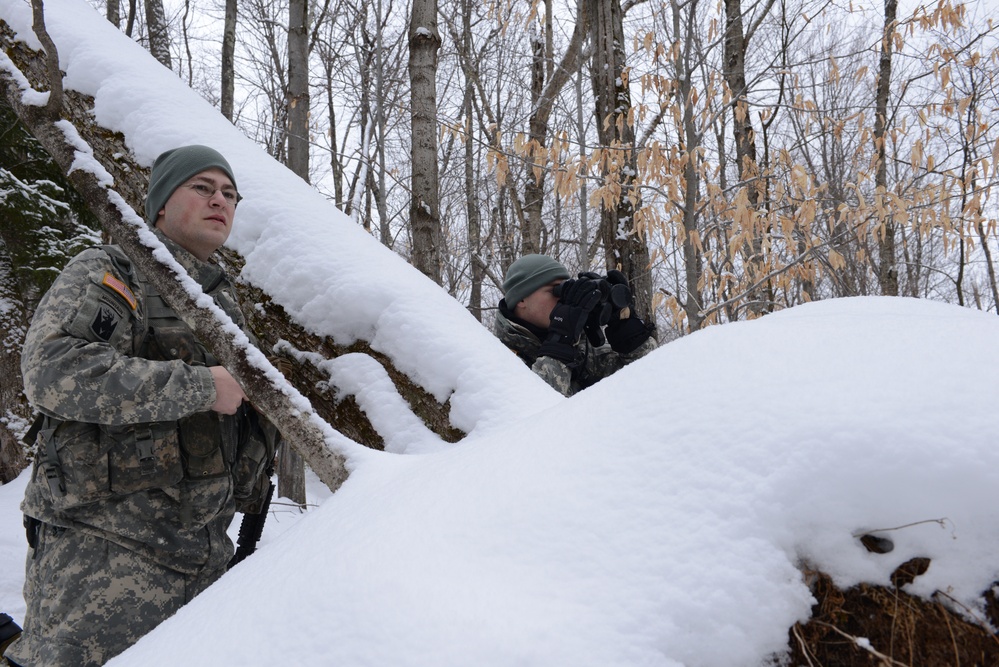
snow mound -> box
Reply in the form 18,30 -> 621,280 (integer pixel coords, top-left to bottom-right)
109,297 -> 999,667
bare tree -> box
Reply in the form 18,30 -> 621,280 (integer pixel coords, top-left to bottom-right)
144,0 -> 172,69
873,0 -> 898,295
220,0 -> 237,121
408,0 -> 443,283
588,0 -> 654,323
722,0 -> 775,315
522,1 -> 588,256
286,0 -> 309,181
270,0 -> 312,505
106,0 -> 120,28
0,240 -> 29,483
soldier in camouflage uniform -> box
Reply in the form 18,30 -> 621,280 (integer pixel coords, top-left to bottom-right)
493,254 -> 657,396
6,146 -> 278,667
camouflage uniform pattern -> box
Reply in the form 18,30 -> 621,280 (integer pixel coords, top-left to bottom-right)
8,232 -> 276,667
493,304 -> 657,396
12,522 -> 221,666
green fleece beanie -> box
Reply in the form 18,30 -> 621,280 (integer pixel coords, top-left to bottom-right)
144,145 -> 237,224
502,254 -> 571,307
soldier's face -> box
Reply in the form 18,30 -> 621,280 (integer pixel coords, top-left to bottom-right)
155,168 -> 236,261
515,279 -> 563,330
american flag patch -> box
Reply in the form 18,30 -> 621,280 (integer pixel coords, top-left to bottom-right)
102,272 -> 137,310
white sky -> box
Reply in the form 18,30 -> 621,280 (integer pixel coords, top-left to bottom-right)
2,0 -> 999,665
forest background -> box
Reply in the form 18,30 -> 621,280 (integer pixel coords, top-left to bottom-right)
1,0 -> 997,479
2,1 -> 999,659
15,0 -> 995,334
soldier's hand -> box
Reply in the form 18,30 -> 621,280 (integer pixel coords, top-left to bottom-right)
209,366 -> 248,415
539,278 -> 603,362
605,269 -> 633,320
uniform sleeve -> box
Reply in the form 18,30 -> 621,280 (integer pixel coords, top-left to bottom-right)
578,334 -> 658,388
531,356 -> 574,396
21,250 -> 216,426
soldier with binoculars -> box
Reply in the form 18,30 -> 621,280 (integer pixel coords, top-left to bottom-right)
494,254 -> 657,396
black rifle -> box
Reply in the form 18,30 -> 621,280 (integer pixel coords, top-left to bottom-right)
228,478 -> 275,569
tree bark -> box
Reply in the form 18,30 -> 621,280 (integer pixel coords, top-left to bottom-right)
588,0 -> 653,324
124,0 -> 136,37
522,1 -> 589,257
220,0 -> 236,121
672,0 -> 704,332
0,239 -> 29,483
106,0 -> 120,28
723,0 -> 773,316
373,1 -> 391,248
143,0 -> 172,70
874,0 -> 898,296
408,0 -> 443,283
462,0 -> 483,321
286,0 -> 309,183
523,26 -> 545,255
275,0 -> 311,504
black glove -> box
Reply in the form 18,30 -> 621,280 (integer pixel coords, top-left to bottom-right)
578,272 -> 612,347
605,269 -> 633,319
605,316 -> 653,354
603,270 -> 654,354
538,278 -> 604,362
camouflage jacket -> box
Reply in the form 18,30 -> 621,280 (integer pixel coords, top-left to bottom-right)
493,301 -> 657,396
20,232 -> 276,575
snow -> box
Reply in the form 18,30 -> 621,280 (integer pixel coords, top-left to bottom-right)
2,0 -> 999,665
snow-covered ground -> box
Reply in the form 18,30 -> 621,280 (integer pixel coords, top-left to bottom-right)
3,296 -> 999,666
2,0 -> 999,664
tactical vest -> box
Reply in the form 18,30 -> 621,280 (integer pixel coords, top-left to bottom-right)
131,249 -> 239,484
31,246 -> 257,512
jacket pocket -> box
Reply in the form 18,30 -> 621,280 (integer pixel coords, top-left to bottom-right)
103,422 -> 184,494
178,412 -> 226,479
42,421 -> 113,510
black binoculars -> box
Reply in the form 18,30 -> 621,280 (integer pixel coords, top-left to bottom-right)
554,272 -> 632,347
553,273 -> 630,312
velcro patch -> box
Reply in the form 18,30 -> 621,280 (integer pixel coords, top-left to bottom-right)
102,272 -> 137,310
90,303 -> 121,341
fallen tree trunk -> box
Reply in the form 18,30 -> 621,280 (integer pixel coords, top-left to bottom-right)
0,8 -> 361,489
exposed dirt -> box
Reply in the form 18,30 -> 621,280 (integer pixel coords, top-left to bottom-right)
786,562 -> 999,666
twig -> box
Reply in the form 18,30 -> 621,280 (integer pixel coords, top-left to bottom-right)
791,623 -> 819,667
29,0 -> 62,116
851,518 -> 952,538
813,621 -> 911,667
937,602 -> 961,666
932,590 -> 999,648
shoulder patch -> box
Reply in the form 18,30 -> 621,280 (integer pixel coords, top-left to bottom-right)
102,272 -> 137,310
90,303 -> 121,341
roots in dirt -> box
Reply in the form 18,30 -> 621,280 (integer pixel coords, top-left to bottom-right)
787,563 -> 999,666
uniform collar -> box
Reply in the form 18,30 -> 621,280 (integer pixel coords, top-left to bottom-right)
499,298 -> 549,340
154,229 -> 227,292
